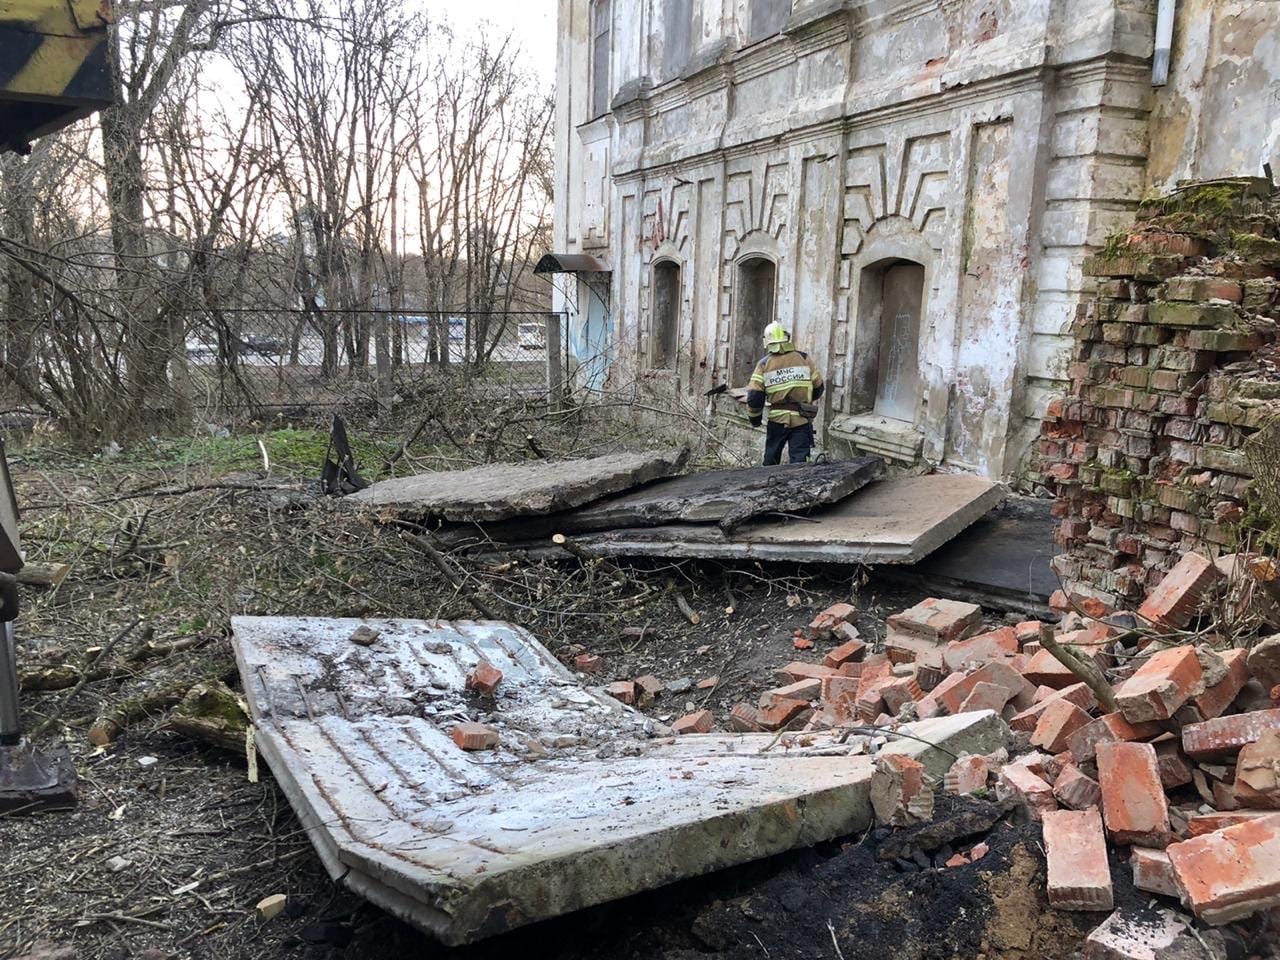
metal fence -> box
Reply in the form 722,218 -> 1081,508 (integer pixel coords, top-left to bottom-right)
1,307 -> 575,428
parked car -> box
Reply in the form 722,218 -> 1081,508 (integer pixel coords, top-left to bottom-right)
238,333 -> 284,356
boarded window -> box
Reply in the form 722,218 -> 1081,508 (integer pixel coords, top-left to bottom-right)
748,0 -> 791,43
733,256 -> 777,382
591,0 -> 612,118
652,260 -> 681,367
873,262 -> 924,422
663,0 -> 693,80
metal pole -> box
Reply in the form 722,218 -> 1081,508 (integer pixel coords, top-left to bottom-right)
0,622 -> 21,745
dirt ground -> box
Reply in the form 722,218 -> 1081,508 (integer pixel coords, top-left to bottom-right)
0,425 -> 1186,960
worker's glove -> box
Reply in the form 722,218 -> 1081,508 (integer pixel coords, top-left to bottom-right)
748,416 -> 762,428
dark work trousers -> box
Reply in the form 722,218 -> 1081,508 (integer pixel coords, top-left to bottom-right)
763,420 -> 814,466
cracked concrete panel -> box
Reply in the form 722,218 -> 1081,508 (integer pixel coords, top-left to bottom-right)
569,473 -> 1006,564
346,448 -> 689,521
235,616 -> 1002,945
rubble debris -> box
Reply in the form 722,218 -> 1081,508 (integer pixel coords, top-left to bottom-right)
255,894 -> 288,921
1084,909 -> 1188,960
870,754 -> 933,826
231,615 -> 1005,946
997,764 -> 1056,821
672,710 -> 714,734
450,722 -> 499,751
887,597 -> 984,644
348,625 -> 380,646
1115,646 -> 1204,722
1137,553 -> 1223,633
1097,742 -> 1172,846
1130,847 -> 1180,898
574,653 -> 602,674
605,680 -> 637,704
1182,709 -> 1280,760
348,448 -> 690,521
465,661 -> 503,696
1247,634 -> 1280,688
1043,807 -> 1114,911
943,754 -> 989,795
1054,765 -> 1103,811
1233,729 -> 1280,808
1166,813 -> 1280,924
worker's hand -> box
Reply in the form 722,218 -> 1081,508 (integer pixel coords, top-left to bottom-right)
748,416 -> 762,428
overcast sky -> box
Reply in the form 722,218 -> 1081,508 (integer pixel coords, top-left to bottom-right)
420,0 -> 556,83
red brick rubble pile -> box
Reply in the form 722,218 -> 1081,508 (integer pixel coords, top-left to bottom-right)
1040,177 -> 1280,614
588,549 -> 1280,955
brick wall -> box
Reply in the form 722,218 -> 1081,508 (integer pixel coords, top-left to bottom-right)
1041,179 -> 1280,613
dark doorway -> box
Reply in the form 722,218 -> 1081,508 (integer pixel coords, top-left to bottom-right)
652,260 -> 680,368
733,256 -> 776,382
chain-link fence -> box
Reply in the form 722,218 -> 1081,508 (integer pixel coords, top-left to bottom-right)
1,307 -> 575,432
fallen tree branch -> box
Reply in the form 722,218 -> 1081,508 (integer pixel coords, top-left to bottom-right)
398,529 -> 503,620
1038,623 -> 1120,714
87,659 -> 238,746
31,620 -> 145,737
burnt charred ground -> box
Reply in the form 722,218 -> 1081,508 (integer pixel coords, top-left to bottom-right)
0,430 -> 1076,960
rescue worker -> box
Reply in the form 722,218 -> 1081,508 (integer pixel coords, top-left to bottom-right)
746,321 -> 825,465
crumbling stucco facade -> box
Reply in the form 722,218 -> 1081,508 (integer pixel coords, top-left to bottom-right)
551,0 -> 1280,483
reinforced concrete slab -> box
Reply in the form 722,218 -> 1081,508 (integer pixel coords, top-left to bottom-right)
566,474 -> 1007,565
561,457 -> 885,532
346,448 -> 689,522
232,615 -> 997,945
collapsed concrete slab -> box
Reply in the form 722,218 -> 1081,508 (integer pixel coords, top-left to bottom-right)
346,448 -> 689,521
556,457 -> 885,533
563,474 -> 1006,565
232,615 -> 1001,945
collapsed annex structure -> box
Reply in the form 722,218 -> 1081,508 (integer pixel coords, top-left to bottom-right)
550,0 -> 1280,483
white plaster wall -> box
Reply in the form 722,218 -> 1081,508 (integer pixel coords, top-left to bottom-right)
1146,0 -> 1280,192
550,0 -> 1275,482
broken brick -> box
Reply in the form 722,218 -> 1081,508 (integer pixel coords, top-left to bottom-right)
1097,741 -> 1171,846
879,675 -> 924,714
1247,634 -> 1280,687
574,653 -> 602,674
1053,764 -> 1102,811
774,661 -> 836,683
806,602 -> 857,639
1137,552 -> 1221,632
819,675 -> 860,721
1015,620 -> 1045,648
997,764 -> 1057,821
726,703 -> 764,732
1068,712 -> 1162,763
793,637 -> 814,650
1234,729 -> 1280,809
1043,807 -> 1114,911
672,710 -> 714,735
943,627 -> 1019,673
759,678 -> 821,709
1114,645 -> 1203,723
1022,649 -> 1084,689
945,852 -> 970,868
871,754 -> 933,826
823,638 -> 867,669
1031,699 -> 1093,755
465,661 -> 503,696
696,676 -> 719,690
886,597 -> 983,643
1130,846 -> 1179,897
1182,709 -> 1280,760
1166,812 -> 1280,924
1187,648 -> 1250,721
758,699 -> 809,731
634,674 -> 664,698
958,680 -> 1011,714
1009,683 -> 1099,733
1186,810 -> 1278,837
605,680 -> 637,704
1154,739 -> 1194,790
884,631 -> 946,669
943,754 -> 989,795
451,722 -> 499,751
935,661 -> 1037,715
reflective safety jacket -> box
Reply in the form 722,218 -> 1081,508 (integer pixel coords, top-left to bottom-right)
746,347 -> 825,427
